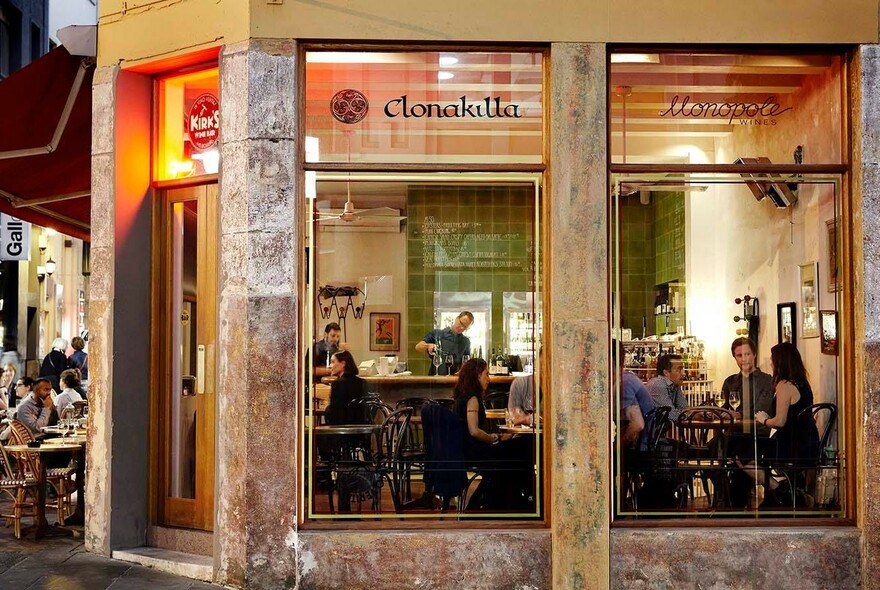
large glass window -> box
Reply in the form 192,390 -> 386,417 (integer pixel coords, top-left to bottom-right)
302,173 -> 544,521
610,49 -> 847,521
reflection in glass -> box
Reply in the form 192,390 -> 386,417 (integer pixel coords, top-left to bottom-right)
170,201 -> 198,499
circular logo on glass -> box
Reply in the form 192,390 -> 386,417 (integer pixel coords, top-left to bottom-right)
330,89 -> 369,124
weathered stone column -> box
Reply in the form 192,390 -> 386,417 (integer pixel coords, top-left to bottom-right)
216,39 -> 300,589
549,43 -> 610,589
85,64 -> 118,557
854,45 -> 880,588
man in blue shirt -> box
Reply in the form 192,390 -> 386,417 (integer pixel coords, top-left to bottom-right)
415,311 -> 473,375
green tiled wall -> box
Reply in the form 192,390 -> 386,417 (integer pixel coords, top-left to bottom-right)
615,191 -> 686,338
407,185 -> 535,375
617,197 -> 655,336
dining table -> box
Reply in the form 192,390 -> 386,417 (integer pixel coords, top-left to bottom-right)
4,442 -> 84,538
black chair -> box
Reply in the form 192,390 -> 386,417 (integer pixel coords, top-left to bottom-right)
769,402 -> 838,509
372,407 -> 414,513
394,399 -> 433,502
624,406 -> 675,511
421,403 -> 479,513
674,407 -> 736,508
484,391 -> 508,410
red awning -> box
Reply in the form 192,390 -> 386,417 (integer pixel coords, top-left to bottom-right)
0,46 -> 93,242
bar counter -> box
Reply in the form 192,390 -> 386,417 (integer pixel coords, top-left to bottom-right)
320,374 -> 515,405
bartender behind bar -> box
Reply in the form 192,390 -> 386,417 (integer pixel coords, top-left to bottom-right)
311,322 -> 348,383
415,311 -> 473,375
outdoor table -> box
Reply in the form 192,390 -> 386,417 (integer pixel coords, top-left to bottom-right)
4,442 -> 83,538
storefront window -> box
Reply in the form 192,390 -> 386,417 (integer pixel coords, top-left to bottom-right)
611,173 -> 845,519
301,45 -> 545,524
155,66 -> 220,181
302,173 -> 544,521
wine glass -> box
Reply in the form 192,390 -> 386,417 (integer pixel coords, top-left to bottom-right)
461,354 -> 471,365
729,391 -> 742,411
445,354 -> 454,375
714,392 -> 726,408
432,348 -> 442,373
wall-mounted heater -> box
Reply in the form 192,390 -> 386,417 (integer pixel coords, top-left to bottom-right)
734,157 -> 798,208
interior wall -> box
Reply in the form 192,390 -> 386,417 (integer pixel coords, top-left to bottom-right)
315,228 -> 408,367
693,63 -> 843,402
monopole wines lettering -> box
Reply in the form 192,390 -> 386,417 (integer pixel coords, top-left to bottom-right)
384,95 -> 521,119
660,95 -> 792,125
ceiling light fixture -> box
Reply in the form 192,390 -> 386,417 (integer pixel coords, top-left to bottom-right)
611,53 -> 660,64
439,56 -> 459,66
437,71 -> 454,81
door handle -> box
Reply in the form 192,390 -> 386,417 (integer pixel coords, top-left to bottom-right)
197,344 -> 206,394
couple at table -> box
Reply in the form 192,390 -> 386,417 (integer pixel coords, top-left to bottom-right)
643,338 -> 818,508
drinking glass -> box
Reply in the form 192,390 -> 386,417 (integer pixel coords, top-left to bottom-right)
461,354 -> 470,364
445,354 -> 454,375
432,350 -> 442,373
714,392 -> 726,408
729,391 -> 742,411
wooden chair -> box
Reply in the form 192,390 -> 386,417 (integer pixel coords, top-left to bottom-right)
72,400 -> 88,418
0,443 -> 40,538
7,420 -> 76,524
373,408 -> 414,513
674,407 -> 736,507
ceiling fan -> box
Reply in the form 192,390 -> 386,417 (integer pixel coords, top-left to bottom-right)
314,182 -> 406,223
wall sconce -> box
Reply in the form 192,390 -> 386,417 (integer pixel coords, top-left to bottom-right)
45,257 -> 56,276
37,265 -> 46,282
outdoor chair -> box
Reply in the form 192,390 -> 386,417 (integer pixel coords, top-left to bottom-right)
0,443 -> 39,538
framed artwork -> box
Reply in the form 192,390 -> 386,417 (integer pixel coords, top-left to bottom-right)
799,262 -> 820,338
370,312 -> 400,351
826,218 -> 840,293
777,302 -> 796,346
820,310 -> 839,355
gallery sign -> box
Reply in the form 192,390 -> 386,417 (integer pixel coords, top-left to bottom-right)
0,214 -> 31,261
660,95 -> 792,125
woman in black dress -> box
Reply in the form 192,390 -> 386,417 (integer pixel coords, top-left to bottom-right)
453,358 -> 532,511
324,350 -> 366,425
750,342 -> 821,506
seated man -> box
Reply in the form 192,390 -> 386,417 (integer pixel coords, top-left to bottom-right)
507,349 -> 541,426
646,354 -> 687,422
15,377 -> 58,435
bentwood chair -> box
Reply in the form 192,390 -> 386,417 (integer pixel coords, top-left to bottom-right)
373,407 -> 414,513
674,407 -> 736,507
7,420 -> 77,524
421,404 -> 480,514
624,405 -> 672,512
0,443 -> 39,538
769,402 -> 838,509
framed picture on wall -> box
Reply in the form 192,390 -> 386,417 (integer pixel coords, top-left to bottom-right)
826,218 -> 840,293
370,312 -> 400,352
777,302 -> 796,346
799,262 -> 820,338
820,310 -> 839,355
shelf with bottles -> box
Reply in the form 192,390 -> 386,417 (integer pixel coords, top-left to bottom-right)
505,311 -> 542,358
621,335 -> 708,383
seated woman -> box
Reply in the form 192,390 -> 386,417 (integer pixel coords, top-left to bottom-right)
453,358 -> 533,511
741,342 -> 820,507
0,362 -> 16,410
55,370 -> 85,417
323,351 -> 367,425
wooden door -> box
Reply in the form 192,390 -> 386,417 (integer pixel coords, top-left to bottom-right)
156,184 -> 217,530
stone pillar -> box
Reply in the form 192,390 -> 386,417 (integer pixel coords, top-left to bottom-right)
548,43 -> 610,588
85,64 -> 118,557
86,65 -> 153,555
854,45 -> 880,587
215,39 -> 301,589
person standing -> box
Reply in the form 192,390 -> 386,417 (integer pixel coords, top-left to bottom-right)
39,338 -> 72,394
69,336 -> 89,385
415,311 -> 473,375
646,354 -> 688,421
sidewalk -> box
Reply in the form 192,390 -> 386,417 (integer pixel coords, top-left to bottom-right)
0,531 -> 222,590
